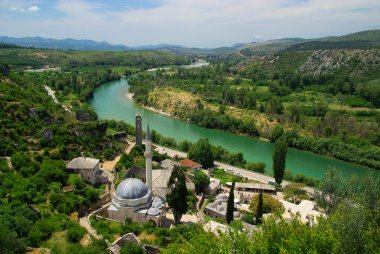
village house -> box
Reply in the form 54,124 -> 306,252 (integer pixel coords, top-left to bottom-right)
160,159 -> 181,170
226,182 -> 277,195
179,159 -> 202,171
204,193 -> 240,220
207,178 -> 221,195
66,157 -> 109,185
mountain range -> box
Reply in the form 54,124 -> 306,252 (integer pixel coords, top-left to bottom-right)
1,30 -> 380,56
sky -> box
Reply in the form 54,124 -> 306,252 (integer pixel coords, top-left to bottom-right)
0,0 -> 380,48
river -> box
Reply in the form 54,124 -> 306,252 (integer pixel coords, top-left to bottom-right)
89,78 -> 379,180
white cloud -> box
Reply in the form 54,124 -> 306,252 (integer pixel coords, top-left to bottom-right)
27,5 -> 39,12
2,0 -> 41,12
1,0 -> 380,47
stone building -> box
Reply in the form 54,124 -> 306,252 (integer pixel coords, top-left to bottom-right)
204,193 -> 240,220
179,159 -> 202,171
66,157 -> 109,185
106,126 -> 165,226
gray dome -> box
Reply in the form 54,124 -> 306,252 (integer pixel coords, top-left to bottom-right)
115,178 -> 150,200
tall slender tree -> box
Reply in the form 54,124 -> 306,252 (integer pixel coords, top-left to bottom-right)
226,181 -> 235,224
256,192 -> 264,224
166,165 -> 188,225
272,135 -> 287,185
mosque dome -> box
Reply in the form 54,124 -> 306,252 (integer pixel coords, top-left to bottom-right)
115,178 -> 150,200
147,207 -> 160,216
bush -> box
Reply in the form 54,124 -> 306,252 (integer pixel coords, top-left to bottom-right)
66,223 -> 86,243
246,162 -> 266,173
241,212 -> 255,225
120,243 -> 144,254
249,193 -> 284,214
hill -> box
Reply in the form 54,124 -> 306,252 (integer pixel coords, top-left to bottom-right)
286,30 -> 380,51
0,36 -> 132,51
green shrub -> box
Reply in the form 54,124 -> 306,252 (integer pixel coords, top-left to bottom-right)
246,162 -> 266,173
66,223 -> 86,243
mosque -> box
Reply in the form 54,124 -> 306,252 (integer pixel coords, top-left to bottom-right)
105,125 -> 165,226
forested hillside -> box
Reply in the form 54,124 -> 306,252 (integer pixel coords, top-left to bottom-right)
129,44 -> 380,170
0,49 -> 188,253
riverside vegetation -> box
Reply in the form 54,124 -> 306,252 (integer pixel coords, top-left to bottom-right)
128,47 -> 380,170
1,32 -> 380,253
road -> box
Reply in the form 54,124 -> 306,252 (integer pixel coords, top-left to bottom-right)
44,85 -> 71,112
153,143 -> 315,195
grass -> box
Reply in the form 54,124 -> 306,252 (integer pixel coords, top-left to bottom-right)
90,216 -> 124,242
138,231 -> 157,243
41,231 -> 71,253
210,168 -> 243,184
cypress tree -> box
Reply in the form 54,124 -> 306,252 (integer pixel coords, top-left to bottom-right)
167,165 -> 188,225
256,192 -> 264,224
272,135 -> 287,185
226,181 -> 235,224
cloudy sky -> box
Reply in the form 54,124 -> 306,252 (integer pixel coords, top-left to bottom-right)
1,0 -> 380,47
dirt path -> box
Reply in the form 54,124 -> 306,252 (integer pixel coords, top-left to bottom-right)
102,142 -> 136,172
44,85 -> 71,112
79,217 -> 102,240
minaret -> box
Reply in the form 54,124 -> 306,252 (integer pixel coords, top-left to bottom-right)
145,125 -> 152,190
135,112 -> 142,146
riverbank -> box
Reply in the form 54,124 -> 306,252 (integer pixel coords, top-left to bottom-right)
127,90 -> 380,170
125,92 -> 172,117
89,78 -> 380,179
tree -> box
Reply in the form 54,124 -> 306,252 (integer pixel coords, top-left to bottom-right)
193,171 -> 210,194
283,183 -> 308,203
272,135 -> 287,185
226,182 -> 235,224
255,192 -> 264,224
166,166 -> 188,225
249,193 -> 284,214
246,162 -> 266,173
270,125 -> 284,142
188,138 -> 214,168
314,168 -> 346,215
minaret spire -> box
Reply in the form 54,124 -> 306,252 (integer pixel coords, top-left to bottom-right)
145,125 -> 152,190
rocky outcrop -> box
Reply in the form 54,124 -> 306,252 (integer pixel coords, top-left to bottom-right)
299,49 -> 380,75
39,128 -> 53,142
113,131 -> 127,142
0,64 -> 9,76
76,110 -> 96,122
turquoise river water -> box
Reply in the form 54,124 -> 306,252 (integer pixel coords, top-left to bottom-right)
89,78 -> 379,180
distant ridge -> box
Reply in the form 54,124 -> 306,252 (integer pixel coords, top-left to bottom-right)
285,30 -> 380,51
0,36 -> 131,51
1,29 -> 380,54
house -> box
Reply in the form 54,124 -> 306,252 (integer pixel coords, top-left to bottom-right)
204,193 -> 240,220
151,169 -> 196,197
203,221 -> 228,236
66,157 -> 109,185
227,182 -> 277,194
207,178 -> 221,195
160,159 -> 181,170
179,159 -> 202,171
152,169 -> 173,198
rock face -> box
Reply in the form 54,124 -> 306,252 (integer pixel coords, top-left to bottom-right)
76,110 -> 94,122
39,128 -> 53,142
113,131 -> 127,142
0,64 -> 9,76
28,108 -> 39,118
298,49 -> 380,75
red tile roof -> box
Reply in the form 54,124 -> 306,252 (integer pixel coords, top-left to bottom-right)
179,159 -> 202,168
